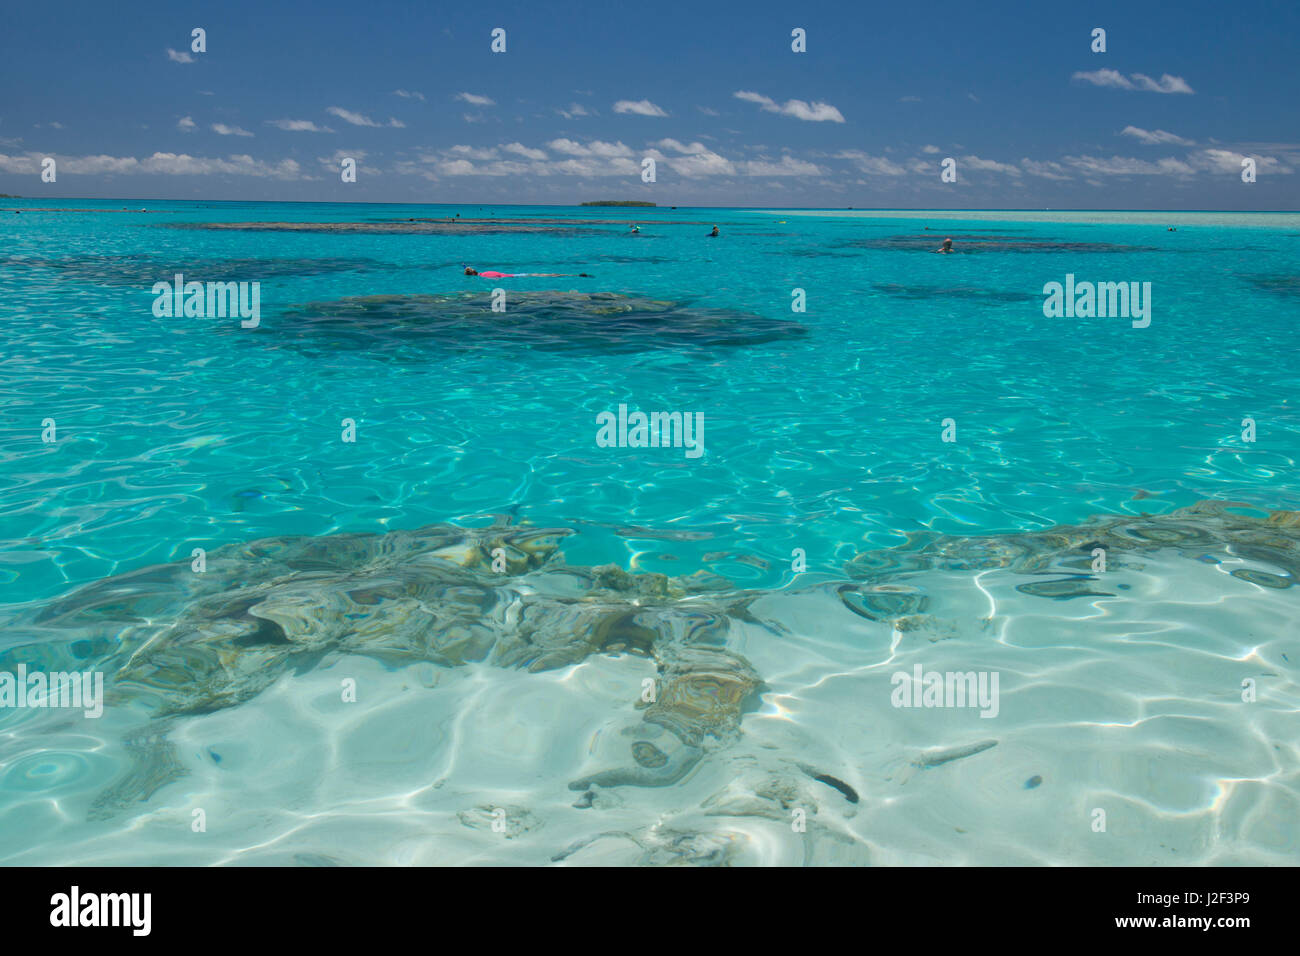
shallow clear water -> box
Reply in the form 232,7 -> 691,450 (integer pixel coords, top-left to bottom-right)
1,200 -> 1297,865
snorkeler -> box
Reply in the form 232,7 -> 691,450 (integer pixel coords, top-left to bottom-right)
708,225 -> 719,237
630,223 -> 640,233
936,237 -> 953,254
464,266 -> 592,278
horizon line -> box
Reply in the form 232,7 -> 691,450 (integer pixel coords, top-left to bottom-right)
3,197 -> 1298,214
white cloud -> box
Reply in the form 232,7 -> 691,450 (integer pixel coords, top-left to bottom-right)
590,140 -> 636,157
645,141 -> 733,177
395,138 -> 827,182
440,158 -> 532,177
668,152 -> 734,177
166,48 -> 194,64
1064,154 -> 1197,176
546,138 -> 633,158
393,89 -> 425,101
921,144 -> 940,154
653,138 -> 706,154
417,154 -> 639,178
1015,148 -> 1294,181
147,153 -> 301,178
317,148 -> 365,170
267,119 -> 333,132
557,103 -> 590,119
733,91 -> 844,123
1121,126 -> 1195,146
1132,73 -> 1194,94
1072,69 -> 1194,94
0,151 -> 302,179
1231,141 -> 1300,156
449,145 -> 500,160
177,116 -> 196,131
0,153 -> 130,175
211,123 -> 254,137
546,138 -> 586,156
1020,158 -> 1071,180
326,107 -> 382,127
436,159 -> 477,176
961,155 -> 1021,176
741,156 -> 822,176
455,92 -> 496,107
554,157 -> 641,176
641,140 -> 821,178
1072,68 -> 1133,89
697,106 -> 720,116
835,150 -> 907,175
503,142 -> 547,160
613,99 -> 669,117
1189,148 -> 1291,175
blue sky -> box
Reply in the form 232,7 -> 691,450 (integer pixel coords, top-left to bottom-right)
2,0 -> 1298,207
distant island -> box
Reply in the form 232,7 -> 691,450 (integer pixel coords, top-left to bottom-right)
0,194 -> 19,199
580,200 -> 656,207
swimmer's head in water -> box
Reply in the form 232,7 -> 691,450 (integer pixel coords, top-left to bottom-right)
464,267 -> 478,275
941,237 -> 953,251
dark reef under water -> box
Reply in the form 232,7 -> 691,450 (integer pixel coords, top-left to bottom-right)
1242,274 -> 1300,297
870,282 -> 1036,304
834,234 -> 1163,254
160,217 -> 703,236
1,253 -> 397,287
4,499 -> 1298,823
269,290 -> 809,357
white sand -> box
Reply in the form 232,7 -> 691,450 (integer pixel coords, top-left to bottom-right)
4,550 -> 1297,866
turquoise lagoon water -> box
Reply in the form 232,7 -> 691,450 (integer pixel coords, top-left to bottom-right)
0,200 -> 1297,865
